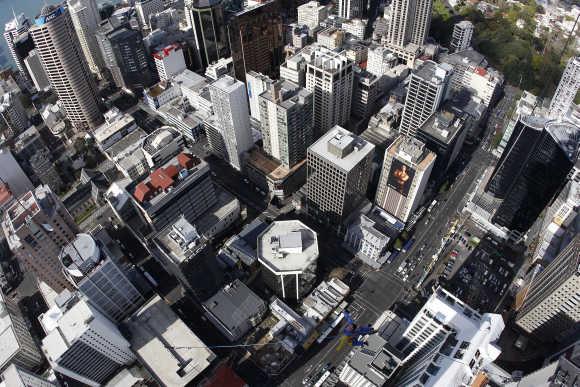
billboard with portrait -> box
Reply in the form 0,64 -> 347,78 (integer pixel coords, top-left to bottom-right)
387,159 -> 415,197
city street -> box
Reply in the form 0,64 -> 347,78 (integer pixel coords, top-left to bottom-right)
279,87 -> 518,386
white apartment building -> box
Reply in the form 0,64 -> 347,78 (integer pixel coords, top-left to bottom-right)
209,76 -> 253,171
338,0 -> 366,19
258,80 -> 313,168
135,0 -> 164,29
316,27 -> 345,50
399,61 -> 452,136
41,296 -> 136,386
450,20 -> 474,52
367,45 -> 398,79
342,19 -> 367,40
305,46 -> 354,136
297,1 -> 329,30
68,0 -> 104,77
246,71 -> 274,122
3,14 -> 31,86
549,55 -> 580,120
154,44 -> 187,81
375,135 -> 436,222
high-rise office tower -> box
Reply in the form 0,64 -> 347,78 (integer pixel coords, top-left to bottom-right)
209,76 -> 253,171
59,232 -> 146,322
516,236 -> 579,342
399,61 -> 452,136
246,71 -> 275,122
307,126 -> 375,231
0,290 -> 44,372
2,185 -> 78,292
3,13 -> 32,87
153,43 -> 187,81
450,20 -> 474,52
338,0 -> 367,19
30,5 -> 103,131
135,0 -> 164,30
0,91 -> 29,136
549,56 -> 580,121
386,0 -> 433,48
297,1 -> 329,30
185,0 -> 229,70
24,50 -> 50,91
96,21 -> 153,91
228,0 -> 285,81
375,135 -> 436,222
486,117 -> 579,233
68,0 -> 104,77
258,80 -> 313,169
42,295 -> 136,386
305,46 -> 354,137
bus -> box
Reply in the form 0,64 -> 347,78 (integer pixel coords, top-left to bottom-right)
313,371 -> 331,387
401,238 -> 416,253
427,200 -> 438,213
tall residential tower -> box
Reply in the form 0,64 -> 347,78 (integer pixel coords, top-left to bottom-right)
30,5 -> 103,131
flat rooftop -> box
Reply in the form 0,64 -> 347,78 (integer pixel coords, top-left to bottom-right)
414,60 -> 452,84
93,113 -> 136,145
257,220 -> 319,273
173,69 -> 208,92
210,75 -> 243,93
309,126 -> 374,172
142,126 -> 180,155
202,280 -> 266,335
126,295 -> 215,386
418,108 -> 466,145
390,135 -> 428,162
246,148 -> 305,180
106,128 -> 147,160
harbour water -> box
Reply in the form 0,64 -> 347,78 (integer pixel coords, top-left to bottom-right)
0,0 -> 117,69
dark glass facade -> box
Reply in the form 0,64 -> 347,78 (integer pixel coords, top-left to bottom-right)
188,0 -> 229,70
486,117 -> 578,232
97,22 -> 153,91
227,0 -> 285,81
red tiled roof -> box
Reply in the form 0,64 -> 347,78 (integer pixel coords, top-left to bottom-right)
177,152 -> 195,169
204,364 -> 246,387
164,164 -> 179,179
150,168 -> 175,191
474,67 -> 487,76
0,183 -> 13,206
134,182 -> 153,203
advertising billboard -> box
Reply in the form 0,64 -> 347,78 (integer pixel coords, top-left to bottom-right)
387,159 -> 415,197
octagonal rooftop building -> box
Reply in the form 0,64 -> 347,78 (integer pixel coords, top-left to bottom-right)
257,220 -> 318,300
